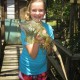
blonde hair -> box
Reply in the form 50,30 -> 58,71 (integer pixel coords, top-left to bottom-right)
25,0 -> 46,20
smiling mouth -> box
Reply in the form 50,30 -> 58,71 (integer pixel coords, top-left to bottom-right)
33,18 -> 41,22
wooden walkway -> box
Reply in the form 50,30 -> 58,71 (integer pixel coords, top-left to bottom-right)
0,45 -> 22,80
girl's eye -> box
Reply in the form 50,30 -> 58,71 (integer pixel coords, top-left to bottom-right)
31,9 -> 44,12
32,10 -> 36,12
39,10 -> 44,12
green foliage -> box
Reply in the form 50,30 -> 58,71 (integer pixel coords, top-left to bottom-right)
47,0 -> 71,20
47,21 -> 57,27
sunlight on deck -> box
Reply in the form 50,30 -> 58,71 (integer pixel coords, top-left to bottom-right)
0,45 -> 22,80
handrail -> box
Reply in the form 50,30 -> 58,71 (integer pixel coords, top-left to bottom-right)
54,39 -> 80,60
53,40 -> 72,57
47,56 -> 66,80
47,39 -> 80,80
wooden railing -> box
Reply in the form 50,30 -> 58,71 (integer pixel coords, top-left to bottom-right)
47,39 -> 80,80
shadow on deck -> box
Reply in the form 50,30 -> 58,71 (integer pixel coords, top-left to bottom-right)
0,44 -> 22,80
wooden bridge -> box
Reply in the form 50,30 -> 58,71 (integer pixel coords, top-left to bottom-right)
0,39 -> 80,80
0,45 -> 22,80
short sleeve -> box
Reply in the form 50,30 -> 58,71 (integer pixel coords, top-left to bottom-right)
20,29 -> 29,45
42,22 -> 54,40
48,25 -> 54,40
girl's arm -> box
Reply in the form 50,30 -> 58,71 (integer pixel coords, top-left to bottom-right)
21,29 -> 43,59
26,32 -> 47,59
26,42 -> 39,59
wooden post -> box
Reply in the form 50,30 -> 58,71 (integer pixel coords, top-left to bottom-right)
0,0 -> 5,66
0,1 -> 1,56
1,0 -> 5,42
15,0 -> 19,19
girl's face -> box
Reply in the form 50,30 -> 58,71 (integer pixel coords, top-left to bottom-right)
30,1 -> 45,22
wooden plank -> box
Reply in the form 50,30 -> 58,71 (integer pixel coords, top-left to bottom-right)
7,12 -> 15,15
3,60 -> 19,63
4,45 -> 22,48
0,76 -> 19,80
0,69 -> 18,75
7,15 -> 15,19
4,55 -> 18,58
7,4 -> 15,8
3,57 -> 19,60
4,51 -> 21,54
7,7 -> 15,10
2,66 -> 18,69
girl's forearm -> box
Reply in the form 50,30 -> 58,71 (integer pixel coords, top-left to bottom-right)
26,42 -> 39,59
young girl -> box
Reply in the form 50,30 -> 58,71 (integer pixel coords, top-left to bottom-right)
18,0 -> 54,80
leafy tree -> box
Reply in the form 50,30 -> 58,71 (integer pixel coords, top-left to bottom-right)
47,0 -> 70,20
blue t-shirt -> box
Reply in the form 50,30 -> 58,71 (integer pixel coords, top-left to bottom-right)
19,21 -> 54,75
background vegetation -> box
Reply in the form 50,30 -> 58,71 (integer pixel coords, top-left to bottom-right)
46,0 -> 80,54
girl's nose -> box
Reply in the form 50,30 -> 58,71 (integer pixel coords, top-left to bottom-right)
36,11 -> 39,14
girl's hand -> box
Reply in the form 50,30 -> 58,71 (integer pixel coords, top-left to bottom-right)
35,33 -> 43,41
35,29 -> 47,44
